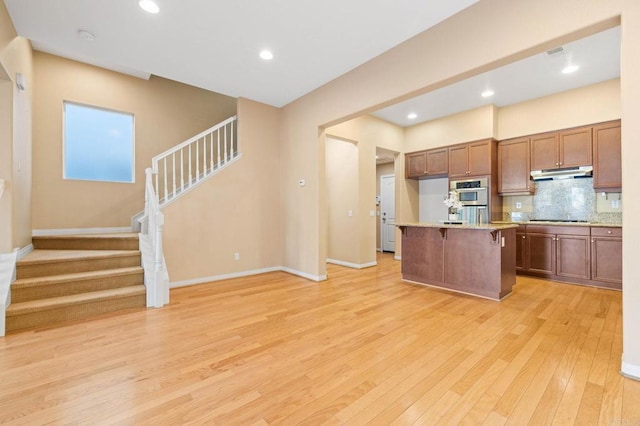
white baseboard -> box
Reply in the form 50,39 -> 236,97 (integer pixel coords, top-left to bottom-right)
279,267 -> 327,282
376,248 -> 382,252
170,265 -> 328,288
33,227 -> 133,236
394,255 -> 402,261
17,244 -> 33,260
621,360 -> 640,381
327,259 -> 377,269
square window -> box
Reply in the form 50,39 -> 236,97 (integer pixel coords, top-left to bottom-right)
63,101 -> 134,183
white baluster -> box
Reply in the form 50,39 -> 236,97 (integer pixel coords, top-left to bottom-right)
196,138 -> 200,181
224,125 -> 228,163
229,122 -> 234,158
163,157 -> 168,202
210,132 -> 214,171
180,148 -> 184,192
172,152 -> 176,198
188,144 -> 192,186
217,130 -> 221,167
203,135 -> 207,176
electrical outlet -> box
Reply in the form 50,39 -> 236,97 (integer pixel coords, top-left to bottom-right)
515,202 -> 522,209
612,199 -> 620,209
234,252 -> 240,261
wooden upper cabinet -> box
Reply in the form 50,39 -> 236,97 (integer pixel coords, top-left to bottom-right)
448,145 -> 469,178
530,132 -> 558,171
593,120 -> 621,191
530,126 -> 592,170
559,126 -> 592,168
405,148 -> 448,179
406,151 -> 427,179
448,139 -> 492,178
498,137 -> 533,195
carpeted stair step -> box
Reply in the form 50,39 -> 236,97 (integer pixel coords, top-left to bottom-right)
11,267 -> 144,303
32,233 -> 139,251
17,250 -> 141,279
5,285 -> 146,332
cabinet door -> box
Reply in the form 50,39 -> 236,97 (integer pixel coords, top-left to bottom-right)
591,227 -> 622,288
530,132 -> 559,170
559,126 -> 592,168
468,140 -> 492,176
556,234 -> 590,280
593,121 -> 621,191
401,227 -> 444,283
498,138 -> 533,194
405,151 -> 427,179
425,148 -> 449,176
448,144 -> 469,178
516,232 -> 527,271
527,233 -> 555,275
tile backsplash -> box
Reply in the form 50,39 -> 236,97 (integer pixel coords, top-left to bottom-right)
502,177 -> 622,224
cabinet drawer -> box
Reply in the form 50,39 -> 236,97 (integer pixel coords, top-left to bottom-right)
591,227 -> 622,237
526,225 -> 590,236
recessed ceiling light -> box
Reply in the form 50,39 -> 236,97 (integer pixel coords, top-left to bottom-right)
139,0 -> 159,14
481,89 -> 495,98
562,64 -> 580,74
77,29 -> 95,41
260,50 -> 274,61
407,112 -> 417,120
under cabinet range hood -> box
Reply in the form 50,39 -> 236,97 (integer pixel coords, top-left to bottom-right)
530,165 -> 593,181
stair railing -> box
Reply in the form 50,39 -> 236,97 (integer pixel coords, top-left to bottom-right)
139,115 -> 238,307
152,115 -> 238,207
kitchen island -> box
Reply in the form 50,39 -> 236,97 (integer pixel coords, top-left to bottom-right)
397,223 -> 518,300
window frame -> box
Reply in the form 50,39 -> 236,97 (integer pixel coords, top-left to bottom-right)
62,100 -> 136,184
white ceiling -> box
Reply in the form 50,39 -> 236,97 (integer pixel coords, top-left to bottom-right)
4,0 -> 478,107
373,26 -> 621,127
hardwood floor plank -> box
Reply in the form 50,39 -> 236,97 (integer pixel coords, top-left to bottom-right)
0,253 -> 637,425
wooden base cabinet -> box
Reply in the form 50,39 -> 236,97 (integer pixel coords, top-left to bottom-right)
517,224 -> 621,290
400,225 -> 516,300
591,227 -> 622,289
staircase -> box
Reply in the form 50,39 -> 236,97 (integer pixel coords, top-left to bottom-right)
5,233 -> 146,333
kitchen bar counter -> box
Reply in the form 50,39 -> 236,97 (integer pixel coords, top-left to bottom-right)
397,222 -> 519,231
397,223 -> 516,301
491,220 -> 621,228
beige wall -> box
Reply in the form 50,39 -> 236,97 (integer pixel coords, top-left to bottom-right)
404,105 -> 497,152
0,1 -> 33,252
163,98 -> 283,283
498,78 -> 621,139
621,0 -> 640,375
326,115 -> 403,265
32,52 -> 236,230
326,138 -> 359,264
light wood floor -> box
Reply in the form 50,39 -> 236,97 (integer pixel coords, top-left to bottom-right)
1,253 -> 639,425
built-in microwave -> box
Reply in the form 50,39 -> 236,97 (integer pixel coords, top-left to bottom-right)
449,177 -> 488,206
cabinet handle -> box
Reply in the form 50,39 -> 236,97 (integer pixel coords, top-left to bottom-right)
522,235 -> 526,239
559,162 -> 563,166
555,162 -> 559,166
424,171 -> 428,174
592,239 -> 595,243
607,230 -> 612,234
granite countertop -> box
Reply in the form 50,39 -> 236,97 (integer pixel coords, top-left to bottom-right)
491,221 -> 622,228
396,222 -> 519,231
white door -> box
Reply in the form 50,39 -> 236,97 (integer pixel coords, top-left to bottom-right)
380,174 -> 396,252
